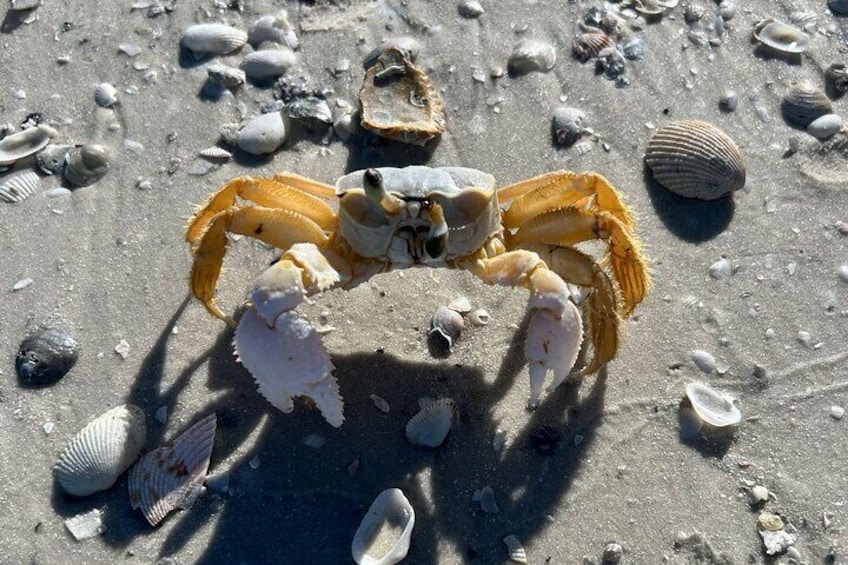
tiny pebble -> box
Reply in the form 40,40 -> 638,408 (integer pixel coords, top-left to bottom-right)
43,422 -> 55,434
690,349 -> 716,374
369,394 -> 390,413
708,258 -> 732,280
114,339 -> 130,359
13,277 -> 33,291
602,542 -> 623,564
831,405 -> 845,420
796,331 -> 812,347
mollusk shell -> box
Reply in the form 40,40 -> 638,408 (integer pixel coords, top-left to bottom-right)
94,82 -> 119,108
645,119 -> 746,200
64,144 -> 110,187
206,63 -> 245,88
351,488 -> 415,565
36,144 -> 72,175
825,63 -> 848,96
363,37 -> 421,69
405,398 -> 458,447
181,23 -> 248,55
806,114 -> 843,140
248,11 -> 298,50
0,170 -> 40,203
239,48 -> 296,80
571,32 -> 614,63
508,39 -> 556,74
128,414 -> 217,526
684,382 -> 741,427
16,327 -> 79,385
781,81 -> 832,127
503,535 -> 528,564
54,404 -> 147,497
753,19 -> 809,54
430,306 -> 464,349
236,112 -> 287,155
0,124 -> 56,166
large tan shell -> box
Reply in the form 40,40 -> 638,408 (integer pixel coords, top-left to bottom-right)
645,119 -> 746,200
359,47 -> 446,146
781,81 -> 833,127
54,404 -> 147,497
128,414 -> 216,526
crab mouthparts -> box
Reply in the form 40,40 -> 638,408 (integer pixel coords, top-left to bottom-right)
391,200 -> 448,263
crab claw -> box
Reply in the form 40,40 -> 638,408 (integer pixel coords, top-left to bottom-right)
525,300 -> 583,408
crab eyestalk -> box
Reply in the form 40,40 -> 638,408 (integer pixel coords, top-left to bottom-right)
363,168 -> 403,214
424,201 -> 448,261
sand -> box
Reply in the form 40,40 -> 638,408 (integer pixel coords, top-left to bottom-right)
1,0 -> 847,563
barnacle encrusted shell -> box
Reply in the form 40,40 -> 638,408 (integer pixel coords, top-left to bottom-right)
352,488 -> 415,565
684,382 -> 741,427
359,47 -> 446,146
0,170 -> 40,203
181,23 -> 248,55
645,119 -> 746,200
0,124 -> 56,166
405,398 -> 458,447
752,19 -> 809,55
781,81 -> 833,127
128,414 -> 216,526
54,404 -> 147,497
64,144 -> 111,187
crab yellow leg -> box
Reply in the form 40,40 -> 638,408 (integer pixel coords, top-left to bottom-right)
508,208 -> 650,316
190,206 -> 329,325
271,171 -> 338,199
499,171 -> 635,231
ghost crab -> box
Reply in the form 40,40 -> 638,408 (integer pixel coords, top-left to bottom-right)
186,166 -> 650,427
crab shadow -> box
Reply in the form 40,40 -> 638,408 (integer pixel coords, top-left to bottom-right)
344,131 -> 440,172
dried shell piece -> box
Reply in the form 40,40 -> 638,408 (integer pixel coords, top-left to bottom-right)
248,11 -> 298,50
198,146 -> 233,161
753,19 -> 809,55
825,64 -> 848,96
571,32 -> 614,63
503,534 -> 528,564
64,144 -> 110,187
206,63 -> 246,88
363,37 -> 421,69
430,306 -> 464,350
448,296 -> 472,314
0,170 -> 40,203
405,398 -> 458,447
468,308 -> 490,326
0,124 -> 56,166
781,81 -> 832,128
508,39 -> 556,74
552,107 -> 588,146
684,382 -> 741,427
359,47 -> 446,146
351,488 -> 415,565
239,48 -> 296,80
645,119 -> 746,200
284,97 -> 333,124
16,327 -> 79,386
472,486 -> 499,513
36,144 -> 72,175
94,83 -> 119,108
181,23 -> 248,55
54,405 -> 147,497
236,112 -> 287,155
128,414 -> 216,526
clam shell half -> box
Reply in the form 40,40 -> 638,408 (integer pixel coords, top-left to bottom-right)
781,81 -> 832,127
351,488 -> 415,565
753,19 -> 809,55
0,124 -> 56,166
181,23 -> 248,55
685,382 -> 741,427
405,398 -> 458,447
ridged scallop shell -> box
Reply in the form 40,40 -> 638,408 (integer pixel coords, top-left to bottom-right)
94,82 -> 119,108
64,144 -> 110,187
571,32 -> 615,63
645,119 -> 746,200
753,19 -> 809,55
781,81 -> 832,127
351,488 -> 415,565
54,404 -> 147,497
0,170 -> 40,203
0,124 -> 56,166
405,398 -> 458,447
684,382 -> 741,427
128,414 -> 216,526
503,535 -> 528,564
181,23 -> 248,55
239,48 -> 296,80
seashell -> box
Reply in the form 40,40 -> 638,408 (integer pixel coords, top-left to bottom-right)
54,404 -> 147,497
448,296 -> 472,314
359,47 -> 446,146
620,35 -> 646,61
16,327 -> 79,386
753,19 -> 809,55
468,308 -> 490,326
799,132 -> 848,185
64,509 -> 104,541
829,0 -> 848,15
683,2 -> 707,24
552,106 -> 587,146
508,39 -> 556,75
351,488 -> 415,565
64,144 -> 110,187
363,37 -> 422,69
181,23 -> 248,56
94,82 -> 119,108
36,144 -> 72,175
206,63 -> 245,88
717,0 -> 736,20
571,32 -> 615,63
0,170 -> 40,203
284,97 -> 333,124
806,114 -> 843,140
248,11 -> 298,49
458,0 -> 484,19
405,398 -> 458,447
632,0 -> 676,16
684,382 -> 741,427
718,89 -> 737,113
0,124 -> 56,166
788,10 -> 817,31
239,48 -> 297,80
128,414 -> 217,526
472,486 -> 499,514
690,349 -> 716,373
503,534 -> 528,564
236,112 -> 287,155
9,0 -> 42,10
430,306 -> 464,350
781,81 -> 832,128
644,119 -> 746,200
198,146 -> 233,161
825,63 -> 848,96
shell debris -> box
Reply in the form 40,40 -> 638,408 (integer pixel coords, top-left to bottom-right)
430,306 -> 464,350
508,39 -> 556,75
684,382 -> 741,428
752,19 -> 809,55
94,83 -> 119,108
0,170 -> 40,203
64,144 -> 111,187
352,488 -> 415,565
503,534 -> 528,564
0,124 -> 56,166
181,23 -> 248,56
781,81 -> 832,128
64,509 -> 104,541
472,486 -> 499,514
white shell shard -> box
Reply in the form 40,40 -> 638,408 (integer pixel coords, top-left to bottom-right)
206,63 -> 246,88
181,23 -> 248,55
0,170 -> 40,203
685,382 -> 741,427
405,398 -> 458,447
94,83 -> 119,108
54,404 -> 147,497
503,534 -> 528,563
0,124 -> 56,166
447,296 -> 472,314
472,486 -> 499,514
239,48 -> 297,80
64,509 -> 104,541
128,414 -> 217,526
236,112 -> 287,155
234,308 -> 343,427
352,488 -> 415,565
10,0 -> 43,10
525,302 -> 582,407
689,349 -> 716,373
248,11 -> 298,50
468,308 -> 490,326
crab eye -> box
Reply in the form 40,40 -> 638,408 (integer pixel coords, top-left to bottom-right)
363,168 -> 384,203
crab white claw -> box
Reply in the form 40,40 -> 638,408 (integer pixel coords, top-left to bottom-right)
233,244 -> 345,428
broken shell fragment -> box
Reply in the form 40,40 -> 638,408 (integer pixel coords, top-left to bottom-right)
36,144 -> 72,175
503,534 -> 528,564
0,124 -> 56,166
468,308 -> 490,326
430,306 -> 464,350
284,97 -> 333,124
181,23 -> 248,56
781,81 -> 833,128
645,119 -> 746,200
94,83 -> 119,108
206,63 -> 246,88
405,398 -> 458,447
16,327 -> 79,385
54,404 -> 147,497
351,488 -> 415,565
684,382 -> 741,427
757,512 -> 797,555
0,170 -> 40,203
753,19 -> 809,55
508,39 -> 556,74
552,107 -> 588,146
64,509 -> 104,541
448,296 -> 472,314
571,32 -> 615,63
236,112 -> 287,155
64,144 -> 111,187
363,37 -> 422,69
128,414 -> 216,526
248,11 -> 298,50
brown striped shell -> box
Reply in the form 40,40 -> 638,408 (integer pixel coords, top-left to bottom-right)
781,81 -> 833,127
571,32 -> 615,63
645,119 -> 746,200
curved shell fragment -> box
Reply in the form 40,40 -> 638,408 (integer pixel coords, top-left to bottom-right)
685,382 -> 741,427
352,488 -> 415,565
0,124 -> 56,166
405,398 -> 458,447
503,534 -> 528,564
753,19 -> 809,55
64,144 -> 111,187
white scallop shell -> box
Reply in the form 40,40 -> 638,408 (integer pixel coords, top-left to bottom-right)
94,82 -> 119,108
405,398 -> 458,447
239,48 -> 296,79
753,19 -> 809,54
0,170 -> 41,203
351,488 -> 415,565
181,23 -> 248,55
685,382 -> 741,427
236,112 -> 287,155
248,11 -> 298,50
128,413 -> 217,526
54,404 -> 147,497
64,144 -> 111,187
0,124 -> 56,166
503,534 -> 528,564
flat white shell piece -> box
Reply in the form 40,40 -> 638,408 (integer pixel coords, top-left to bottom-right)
685,382 -> 741,427
405,398 -> 458,448
352,488 -> 415,565
54,404 -> 147,497
64,509 -> 104,541
128,413 -> 217,526
0,124 -> 55,166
